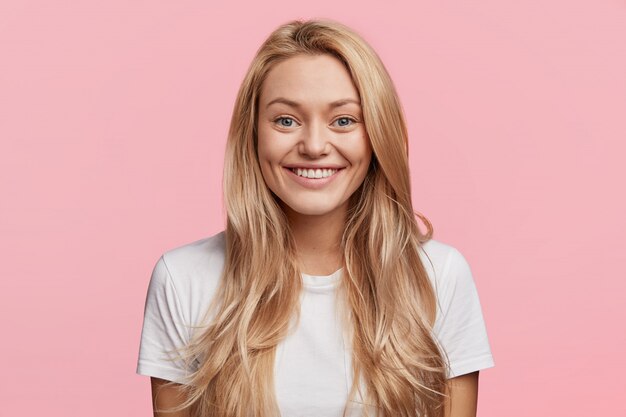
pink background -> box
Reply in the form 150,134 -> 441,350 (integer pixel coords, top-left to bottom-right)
1,1 -> 624,415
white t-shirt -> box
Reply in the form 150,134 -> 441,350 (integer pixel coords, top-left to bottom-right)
136,231 -> 495,416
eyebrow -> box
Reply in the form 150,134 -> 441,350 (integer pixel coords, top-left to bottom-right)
265,97 -> 361,109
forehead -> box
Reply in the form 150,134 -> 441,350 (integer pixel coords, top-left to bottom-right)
259,54 -> 360,106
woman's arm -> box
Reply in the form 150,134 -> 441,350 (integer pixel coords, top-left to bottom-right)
443,371 -> 480,417
150,377 -> 191,417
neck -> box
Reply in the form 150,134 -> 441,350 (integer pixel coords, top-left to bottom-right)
283,203 -> 346,276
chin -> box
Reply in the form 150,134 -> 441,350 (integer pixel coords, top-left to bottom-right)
281,199 -> 343,217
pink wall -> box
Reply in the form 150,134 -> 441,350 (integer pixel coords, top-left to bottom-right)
1,1 -> 624,415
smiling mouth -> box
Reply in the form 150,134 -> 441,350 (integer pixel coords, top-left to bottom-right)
288,167 -> 342,179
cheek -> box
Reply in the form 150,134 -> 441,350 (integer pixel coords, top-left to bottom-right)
344,131 -> 373,164
256,130 -> 289,187
360,139 -> 373,162
257,128 -> 277,164
352,135 -> 373,183
257,123 -> 287,159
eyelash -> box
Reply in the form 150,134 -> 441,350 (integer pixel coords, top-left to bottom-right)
273,116 -> 358,128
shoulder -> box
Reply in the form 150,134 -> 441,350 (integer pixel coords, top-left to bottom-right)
156,230 -> 227,323
160,230 -> 226,283
417,238 -> 479,313
418,239 -> 495,378
417,237 -> 468,287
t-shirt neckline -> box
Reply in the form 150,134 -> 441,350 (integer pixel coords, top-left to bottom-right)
301,267 -> 343,291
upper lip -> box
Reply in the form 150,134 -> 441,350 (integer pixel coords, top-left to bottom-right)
283,164 -> 345,169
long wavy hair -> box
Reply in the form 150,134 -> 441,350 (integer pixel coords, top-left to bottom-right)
156,18 -> 449,417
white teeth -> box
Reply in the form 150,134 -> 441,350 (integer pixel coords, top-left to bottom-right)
291,168 -> 338,179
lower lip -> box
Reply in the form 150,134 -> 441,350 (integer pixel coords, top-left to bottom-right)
284,167 -> 343,190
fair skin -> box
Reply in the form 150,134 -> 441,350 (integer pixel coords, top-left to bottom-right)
257,54 -> 371,275
150,378 -> 189,417
149,53 -> 480,416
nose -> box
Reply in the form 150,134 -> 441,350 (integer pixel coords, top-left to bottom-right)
298,121 -> 330,158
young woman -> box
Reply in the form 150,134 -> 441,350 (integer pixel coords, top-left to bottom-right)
137,19 -> 495,417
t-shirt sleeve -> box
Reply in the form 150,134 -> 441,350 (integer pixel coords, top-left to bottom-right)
136,255 -> 194,384
432,247 -> 495,379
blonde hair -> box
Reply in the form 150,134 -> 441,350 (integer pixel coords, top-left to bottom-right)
157,18 -> 448,417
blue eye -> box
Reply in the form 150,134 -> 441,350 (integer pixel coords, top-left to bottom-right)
275,117 -> 296,127
334,117 -> 355,127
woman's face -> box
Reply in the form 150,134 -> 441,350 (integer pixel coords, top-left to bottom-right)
256,54 -> 372,219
